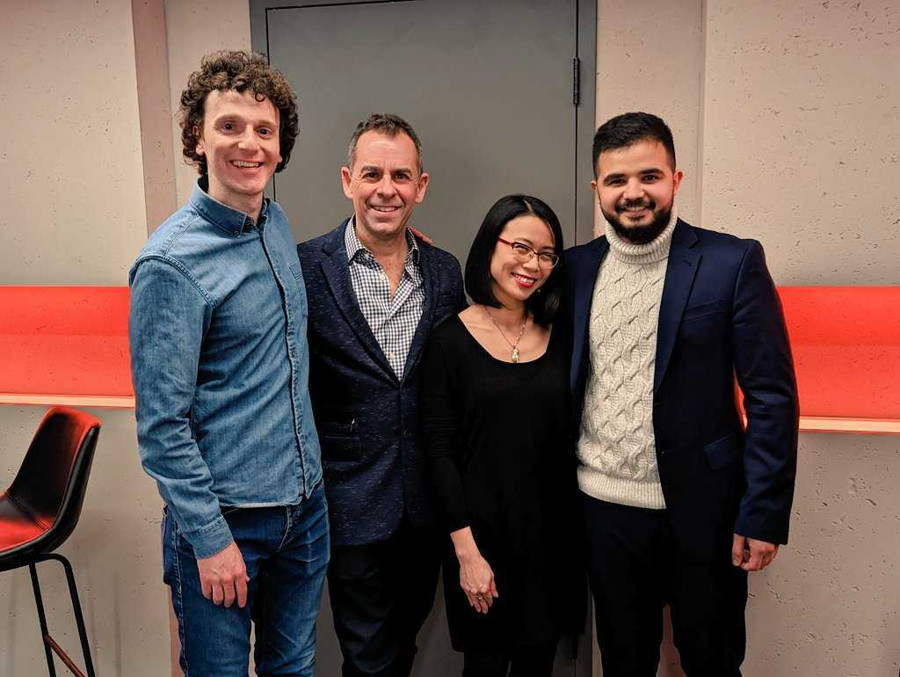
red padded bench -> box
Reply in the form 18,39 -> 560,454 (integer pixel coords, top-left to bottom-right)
775,286 -> 899,434
0,286 -> 897,433
0,287 -> 133,408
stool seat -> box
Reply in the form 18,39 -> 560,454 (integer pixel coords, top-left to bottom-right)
0,494 -> 49,550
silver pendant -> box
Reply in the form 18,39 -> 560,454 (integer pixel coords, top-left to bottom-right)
511,347 -> 519,363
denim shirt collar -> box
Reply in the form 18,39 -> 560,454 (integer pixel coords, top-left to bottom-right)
190,176 -> 270,237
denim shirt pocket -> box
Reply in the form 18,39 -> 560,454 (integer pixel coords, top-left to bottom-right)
289,261 -> 304,282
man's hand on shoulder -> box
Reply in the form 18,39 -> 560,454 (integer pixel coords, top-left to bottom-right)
408,225 -> 433,245
197,541 -> 250,608
732,533 -> 779,572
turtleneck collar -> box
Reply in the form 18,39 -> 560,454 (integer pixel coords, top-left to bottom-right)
604,206 -> 678,265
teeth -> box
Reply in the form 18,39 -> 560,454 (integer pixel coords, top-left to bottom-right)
371,206 -> 399,212
513,273 -> 535,285
233,161 -> 261,168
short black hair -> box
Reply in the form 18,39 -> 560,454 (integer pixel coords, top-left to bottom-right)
464,194 -> 565,327
592,112 -> 676,176
348,113 -> 423,174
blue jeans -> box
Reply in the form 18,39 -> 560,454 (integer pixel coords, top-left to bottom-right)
163,484 -> 329,676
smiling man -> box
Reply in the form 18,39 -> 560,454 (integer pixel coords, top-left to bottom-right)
565,112 -> 799,676
129,52 -> 327,677
298,114 -> 466,677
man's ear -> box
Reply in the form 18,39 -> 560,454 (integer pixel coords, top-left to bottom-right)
340,165 -> 353,199
194,125 -> 205,156
672,169 -> 684,196
414,172 -> 430,204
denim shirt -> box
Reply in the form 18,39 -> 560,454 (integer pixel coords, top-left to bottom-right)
129,179 -> 322,558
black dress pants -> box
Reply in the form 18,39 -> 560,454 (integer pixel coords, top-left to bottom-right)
462,643 -> 557,677
582,494 -> 748,677
328,521 -> 442,677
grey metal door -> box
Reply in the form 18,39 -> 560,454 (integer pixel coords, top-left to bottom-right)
252,0 -> 596,256
251,1 -> 595,674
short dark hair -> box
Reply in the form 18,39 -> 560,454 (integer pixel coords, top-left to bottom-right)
347,113 -> 423,174
464,195 -> 565,327
180,50 -> 299,175
592,112 -> 676,176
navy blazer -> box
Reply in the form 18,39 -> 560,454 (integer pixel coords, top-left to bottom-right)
565,219 -> 799,557
298,220 -> 466,546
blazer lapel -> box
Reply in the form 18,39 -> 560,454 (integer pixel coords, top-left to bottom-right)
401,241 -> 435,382
571,237 -> 609,391
320,222 -> 397,379
654,220 -> 701,391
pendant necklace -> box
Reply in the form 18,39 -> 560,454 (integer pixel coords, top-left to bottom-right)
483,305 -> 527,363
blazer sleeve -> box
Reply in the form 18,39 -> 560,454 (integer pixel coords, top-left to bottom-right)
731,241 -> 799,544
450,256 -> 468,313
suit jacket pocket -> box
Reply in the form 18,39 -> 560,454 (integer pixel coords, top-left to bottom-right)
682,298 -> 726,321
704,433 -> 741,470
320,420 -> 362,463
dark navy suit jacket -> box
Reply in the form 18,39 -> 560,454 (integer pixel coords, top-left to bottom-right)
298,220 -> 466,546
565,219 -> 799,558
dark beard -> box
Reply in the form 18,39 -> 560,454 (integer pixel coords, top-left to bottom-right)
603,201 -> 672,245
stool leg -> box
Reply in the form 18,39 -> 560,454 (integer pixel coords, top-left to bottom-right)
54,555 -> 96,677
29,562 -> 58,677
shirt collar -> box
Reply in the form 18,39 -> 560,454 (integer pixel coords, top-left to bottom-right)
344,216 -> 420,265
190,176 -> 270,236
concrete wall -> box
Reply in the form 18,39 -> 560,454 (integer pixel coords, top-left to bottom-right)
596,1 -> 900,675
0,1 -> 897,676
0,2 -> 164,676
0,0 -> 149,285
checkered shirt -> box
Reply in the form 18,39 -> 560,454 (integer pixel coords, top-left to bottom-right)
345,219 -> 425,377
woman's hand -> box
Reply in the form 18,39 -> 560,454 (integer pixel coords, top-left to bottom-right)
450,527 -> 499,614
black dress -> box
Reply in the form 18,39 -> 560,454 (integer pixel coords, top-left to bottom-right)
420,315 -> 582,652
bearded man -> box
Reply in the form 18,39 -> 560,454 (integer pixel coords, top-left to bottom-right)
564,112 -> 799,677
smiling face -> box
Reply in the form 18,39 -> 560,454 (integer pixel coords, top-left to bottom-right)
194,89 -> 281,218
592,139 -> 683,244
341,131 -> 429,245
489,214 -> 556,309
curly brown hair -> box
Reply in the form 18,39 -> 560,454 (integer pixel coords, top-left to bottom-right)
179,50 -> 299,175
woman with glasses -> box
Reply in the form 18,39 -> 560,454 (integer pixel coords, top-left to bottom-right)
421,195 -> 582,677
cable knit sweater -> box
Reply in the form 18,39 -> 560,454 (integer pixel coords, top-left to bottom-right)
576,210 -> 677,509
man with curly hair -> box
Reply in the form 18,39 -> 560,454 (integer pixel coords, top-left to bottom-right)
129,51 -> 327,676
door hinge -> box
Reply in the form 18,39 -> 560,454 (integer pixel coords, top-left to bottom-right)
573,57 -> 581,107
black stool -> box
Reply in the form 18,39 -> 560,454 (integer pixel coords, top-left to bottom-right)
0,406 -> 101,677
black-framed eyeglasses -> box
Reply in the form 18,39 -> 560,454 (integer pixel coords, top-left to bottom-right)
497,237 -> 560,268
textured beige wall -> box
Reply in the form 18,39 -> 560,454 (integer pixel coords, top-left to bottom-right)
595,1 -> 900,676
0,2 -> 168,675
0,0 -> 148,285
133,0 -> 178,232
702,0 -> 900,284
